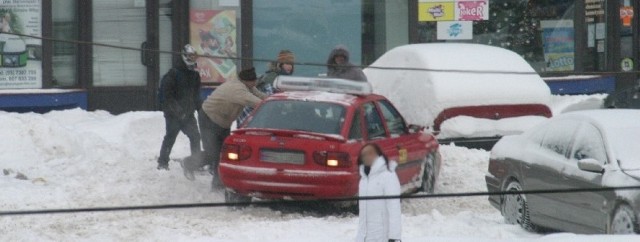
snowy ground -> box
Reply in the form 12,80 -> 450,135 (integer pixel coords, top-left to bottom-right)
1,95 -> 638,241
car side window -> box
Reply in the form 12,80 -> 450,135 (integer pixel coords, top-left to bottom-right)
363,102 -> 386,140
348,108 -> 363,140
541,120 -> 579,158
571,123 -> 608,164
377,100 -> 407,135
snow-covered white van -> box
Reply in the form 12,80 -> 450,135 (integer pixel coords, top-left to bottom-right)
364,43 -> 552,148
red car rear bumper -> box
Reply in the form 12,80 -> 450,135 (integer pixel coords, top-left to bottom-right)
219,162 -> 359,200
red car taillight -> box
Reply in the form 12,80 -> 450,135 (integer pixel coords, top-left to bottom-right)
222,144 -> 252,161
313,151 -> 350,168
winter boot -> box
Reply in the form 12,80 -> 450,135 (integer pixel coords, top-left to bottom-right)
157,163 -> 170,170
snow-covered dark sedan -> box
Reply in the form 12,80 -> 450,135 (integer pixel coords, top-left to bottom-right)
486,110 -> 640,234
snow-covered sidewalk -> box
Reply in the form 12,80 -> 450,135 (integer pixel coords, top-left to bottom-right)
0,109 -> 637,241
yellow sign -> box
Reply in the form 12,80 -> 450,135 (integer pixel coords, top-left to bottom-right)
419,1 -> 455,22
398,149 -> 408,164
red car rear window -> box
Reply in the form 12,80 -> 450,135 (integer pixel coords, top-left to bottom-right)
246,100 -> 346,135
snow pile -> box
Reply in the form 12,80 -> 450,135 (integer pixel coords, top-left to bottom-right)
438,116 -> 549,139
0,109 -> 215,211
364,43 -> 551,127
549,94 -> 607,115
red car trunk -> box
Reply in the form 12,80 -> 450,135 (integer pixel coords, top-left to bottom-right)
218,128 -> 361,200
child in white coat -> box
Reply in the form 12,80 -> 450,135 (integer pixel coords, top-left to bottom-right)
356,143 -> 402,242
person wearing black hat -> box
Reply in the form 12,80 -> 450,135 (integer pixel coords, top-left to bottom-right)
183,67 -> 267,188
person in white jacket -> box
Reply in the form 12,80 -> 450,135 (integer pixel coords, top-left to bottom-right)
356,143 -> 402,242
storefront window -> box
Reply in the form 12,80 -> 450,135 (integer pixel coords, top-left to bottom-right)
92,0 -> 147,87
190,0 -> 242,84
417,0 -> 575,73
363,0 -> 410,65
52,0 -> 78,87
253,0 -> 362,77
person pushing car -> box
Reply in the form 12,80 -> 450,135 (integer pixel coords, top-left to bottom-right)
182,67 -> 267,189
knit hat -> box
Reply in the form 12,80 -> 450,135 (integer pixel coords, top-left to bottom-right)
238,67 -> 257,81
277,50 -> 295,64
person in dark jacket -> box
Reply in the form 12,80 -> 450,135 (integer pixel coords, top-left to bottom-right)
236,50 -> 295,126
326,45 -> 367,82
156,44 -> 202,170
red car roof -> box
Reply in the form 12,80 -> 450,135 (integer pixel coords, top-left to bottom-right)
267,91 -> 384,106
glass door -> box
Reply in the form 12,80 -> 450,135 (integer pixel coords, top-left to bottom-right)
88,0 -> 161,113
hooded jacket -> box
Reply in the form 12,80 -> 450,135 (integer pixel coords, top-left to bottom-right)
327,45 -> 368,82
201,78 -> 267,128
162,60 -> 201,119
356,156 -> 402,242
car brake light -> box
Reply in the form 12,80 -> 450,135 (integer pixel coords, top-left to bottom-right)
223,144 -> 252,161
313,151 -> 350,167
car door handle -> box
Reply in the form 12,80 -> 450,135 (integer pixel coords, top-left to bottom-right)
562,176 -> 569,181
140,41 -> 149,66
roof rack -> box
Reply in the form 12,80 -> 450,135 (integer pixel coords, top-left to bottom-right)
273,76 -> 373,95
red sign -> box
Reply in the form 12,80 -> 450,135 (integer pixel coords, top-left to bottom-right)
621,6 -> 634,27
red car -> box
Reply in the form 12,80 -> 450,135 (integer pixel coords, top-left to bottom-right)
218,77 -> 441,202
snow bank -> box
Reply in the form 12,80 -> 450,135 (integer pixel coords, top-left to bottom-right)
549,94 -> 606,115
438,116 -> 549,139
364,43 -> 551,127
0,109 -> 213,210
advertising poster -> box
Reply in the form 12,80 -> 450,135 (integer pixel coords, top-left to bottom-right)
437,21 -> 473,40
190,9 -> 237,84
456,0 -> 489,21
419,0 -> 455,22
0,0 -> 42,89
541,20 -> 575,72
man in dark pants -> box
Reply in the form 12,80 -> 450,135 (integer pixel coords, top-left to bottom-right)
183,67 -> 266,189
157,44 -> 202,170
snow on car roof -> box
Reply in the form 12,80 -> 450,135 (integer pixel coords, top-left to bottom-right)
562,109 -> 640,129
269,91 -> 362,106
364,43 -> 551,126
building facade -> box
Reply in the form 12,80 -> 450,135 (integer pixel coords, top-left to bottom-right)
0,0 -> 637,113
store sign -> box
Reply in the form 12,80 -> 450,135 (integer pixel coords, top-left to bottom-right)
0,0 -> 42,89
420,0 -> 489,22
620,6 -> 634,27
456,0 -> 489,21
541,20 -> 575,72
437,21 -> 473,40
190,9 -> 238,84
419,0 -> 455,22
621,58 -> 634,72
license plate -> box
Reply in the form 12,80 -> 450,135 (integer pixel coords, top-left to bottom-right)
260,149 -> 305,165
